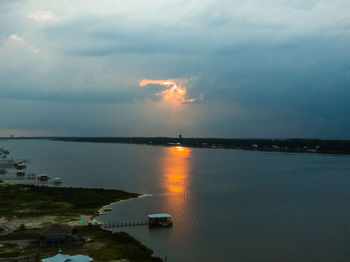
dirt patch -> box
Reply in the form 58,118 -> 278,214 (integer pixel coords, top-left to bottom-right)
0,239 -> 35,248
83,240 -> 106,250
0,215 -> 94,232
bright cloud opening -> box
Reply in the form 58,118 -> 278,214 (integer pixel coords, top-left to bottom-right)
139,78 -> 196,105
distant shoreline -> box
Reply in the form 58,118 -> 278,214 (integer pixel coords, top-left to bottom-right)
2,136 -> 350,155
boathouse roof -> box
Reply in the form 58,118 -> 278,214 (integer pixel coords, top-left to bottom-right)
148,213 -> 171,218
39,224 -> 72,237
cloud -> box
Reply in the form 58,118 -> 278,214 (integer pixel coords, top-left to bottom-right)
0,0 -> 350,138
35,0 -> 350,57
8,33 -> 41,53
9,34 -> 26,43
27,11 -> 55,21
139,78 -> 197,105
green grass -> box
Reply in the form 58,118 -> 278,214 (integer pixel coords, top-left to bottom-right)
0,183 -> 139,219
0,183 -> 162,261
0,228 -> 38,240
0,226 -> 163,262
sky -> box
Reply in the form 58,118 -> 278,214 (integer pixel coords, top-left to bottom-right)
0,0 -> 350,138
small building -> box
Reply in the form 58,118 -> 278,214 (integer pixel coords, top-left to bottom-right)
39,224 -> 73,247
251,144 -> 258,149
37,174 -> 50,181
42,252 -> 93,262
148,213 -> 173,228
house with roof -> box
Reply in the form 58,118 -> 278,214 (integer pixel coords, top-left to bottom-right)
38,224 -> 74,247
41,252 -> 93,262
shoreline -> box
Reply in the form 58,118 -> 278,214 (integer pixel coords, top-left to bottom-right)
4,136 -> 350,155
0,183 -> 162,261
96,193 -> 152,218
0,183 -> 140,230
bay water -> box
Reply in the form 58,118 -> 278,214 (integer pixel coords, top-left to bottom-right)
2,139 -> 350,261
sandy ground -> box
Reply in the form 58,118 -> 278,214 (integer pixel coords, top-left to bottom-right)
0,239 -> 34,247
0,214 -> 96,232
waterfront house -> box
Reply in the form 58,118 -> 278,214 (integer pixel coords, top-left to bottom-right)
39,224 -> 73,247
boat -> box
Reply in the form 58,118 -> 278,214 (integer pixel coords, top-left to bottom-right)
0,149 -> 9,154
103,206 -> 112,212
16,170 -> 25,176
37,174 -> 50,181
148,213 -> 173,228
15,163 -> 26,170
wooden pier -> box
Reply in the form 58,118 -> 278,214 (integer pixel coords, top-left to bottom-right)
0,174 -> 63,186
102,221 -> 148,228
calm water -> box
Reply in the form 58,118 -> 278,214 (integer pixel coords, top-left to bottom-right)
2,139 -> 350,262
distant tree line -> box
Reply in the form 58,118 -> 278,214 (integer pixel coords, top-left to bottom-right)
2,136 -> 350,154
44,137 -> 350,154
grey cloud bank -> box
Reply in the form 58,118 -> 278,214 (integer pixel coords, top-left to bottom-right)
0,0 -> 349,138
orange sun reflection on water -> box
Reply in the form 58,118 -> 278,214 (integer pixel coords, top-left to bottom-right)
165,146 -> 190,193
159,146 -> 192,218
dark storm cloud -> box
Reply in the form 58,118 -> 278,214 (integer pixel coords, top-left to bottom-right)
0,0 -> 350,137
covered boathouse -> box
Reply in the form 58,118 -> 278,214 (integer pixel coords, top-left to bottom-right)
148,213 -> 173,227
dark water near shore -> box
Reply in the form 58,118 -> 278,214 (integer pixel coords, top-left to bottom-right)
2,139 -> 350,262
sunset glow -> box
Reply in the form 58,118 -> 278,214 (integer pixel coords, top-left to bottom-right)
139,79 -> 195,105
173,146 -> 190,156
158,146 -> 192,222
160,146 -> 191,194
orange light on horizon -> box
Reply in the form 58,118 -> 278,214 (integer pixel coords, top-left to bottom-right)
173,146 -> 190,157
139,78 -> 195,105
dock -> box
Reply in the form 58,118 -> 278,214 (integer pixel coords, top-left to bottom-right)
102,221 -> 148,228
0,174 -> 63,186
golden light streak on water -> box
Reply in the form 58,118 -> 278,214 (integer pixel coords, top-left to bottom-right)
159,146 -> 192,220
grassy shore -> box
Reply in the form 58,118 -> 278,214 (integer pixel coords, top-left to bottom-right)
0,183 -> 139,219
0,183 -> 162,262
0,225 -> 162,262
